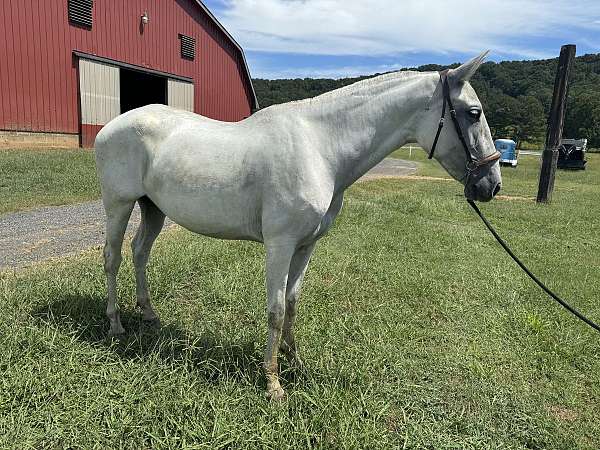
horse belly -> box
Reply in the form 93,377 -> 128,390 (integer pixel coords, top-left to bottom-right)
166,196 -> 260,240
146,176 -> 262,241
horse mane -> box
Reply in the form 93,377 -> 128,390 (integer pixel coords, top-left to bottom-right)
263,70 -> 428,111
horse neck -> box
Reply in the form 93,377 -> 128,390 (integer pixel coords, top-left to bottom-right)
300,72 -> 437,192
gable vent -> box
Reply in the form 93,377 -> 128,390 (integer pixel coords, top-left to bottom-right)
179,34 -> 196,60
68,0 -> 94,28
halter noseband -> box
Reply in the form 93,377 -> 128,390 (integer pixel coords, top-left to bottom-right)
427,70 -> 501,179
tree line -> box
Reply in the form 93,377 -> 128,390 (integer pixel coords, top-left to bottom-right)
252,53 -> 600,149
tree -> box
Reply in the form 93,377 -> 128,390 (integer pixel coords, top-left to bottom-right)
512,96 -> 546,146
565,92 -> 600,147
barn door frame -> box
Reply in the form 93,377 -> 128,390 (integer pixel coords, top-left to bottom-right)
77,57 -> 120,147
167,79 -> 195,111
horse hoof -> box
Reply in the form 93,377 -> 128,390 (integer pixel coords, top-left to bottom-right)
143,316 -> 162,328
265,386 -> 285,402
108,326 -> 126,338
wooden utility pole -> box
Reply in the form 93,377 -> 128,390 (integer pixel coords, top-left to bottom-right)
536,44 -> 576,203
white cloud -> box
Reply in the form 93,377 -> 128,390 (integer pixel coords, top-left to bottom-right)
219,0 -> 600,57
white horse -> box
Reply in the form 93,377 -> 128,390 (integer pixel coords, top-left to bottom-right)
95,51 -> 502,400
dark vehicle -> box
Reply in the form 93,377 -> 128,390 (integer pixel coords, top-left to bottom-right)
557,138 -> 587,170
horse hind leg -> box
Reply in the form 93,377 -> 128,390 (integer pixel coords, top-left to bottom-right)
280,242 -> 316,367
103,199 -> 135,336
131,196 -> 165,324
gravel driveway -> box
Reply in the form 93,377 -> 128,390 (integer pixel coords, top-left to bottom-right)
0,158 -> 416,270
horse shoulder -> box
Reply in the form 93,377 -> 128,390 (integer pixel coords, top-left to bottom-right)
260,146 -> 335,243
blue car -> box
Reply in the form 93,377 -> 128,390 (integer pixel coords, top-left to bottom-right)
494,139 -> 518,167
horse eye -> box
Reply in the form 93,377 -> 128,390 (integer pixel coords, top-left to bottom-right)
468,108 -> 481,121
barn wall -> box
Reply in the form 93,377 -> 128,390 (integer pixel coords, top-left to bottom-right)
0,0 -> 253,135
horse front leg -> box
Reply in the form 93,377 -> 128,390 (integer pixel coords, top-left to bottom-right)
263,240 -> 295,401
280,242 -> 316,368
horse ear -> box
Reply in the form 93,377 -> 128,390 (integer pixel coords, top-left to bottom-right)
449,50 -> 490,82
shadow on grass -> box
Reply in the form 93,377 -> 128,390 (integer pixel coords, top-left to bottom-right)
31,293 -> 310,388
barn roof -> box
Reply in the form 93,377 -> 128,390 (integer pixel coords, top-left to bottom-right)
194,0 -> 259,110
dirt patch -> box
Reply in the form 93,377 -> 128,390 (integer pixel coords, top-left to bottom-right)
399,175 -> 453,182
361,174 -> 452,182
0,201 -> 179,271
548,405 -> 578,422
495,194 -> 535,201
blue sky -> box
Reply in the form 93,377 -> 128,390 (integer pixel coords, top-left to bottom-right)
202,0 -> 600,79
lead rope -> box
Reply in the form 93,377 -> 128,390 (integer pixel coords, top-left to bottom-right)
467,199 -> 600,334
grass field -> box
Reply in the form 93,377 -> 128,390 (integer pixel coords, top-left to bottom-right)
0,148 -> 100,215
1,150 -> 600,448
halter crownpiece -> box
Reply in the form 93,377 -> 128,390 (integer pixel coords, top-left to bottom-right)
427,70 -> 501,178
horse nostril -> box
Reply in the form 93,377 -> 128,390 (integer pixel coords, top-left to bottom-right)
493,183 -> 501,196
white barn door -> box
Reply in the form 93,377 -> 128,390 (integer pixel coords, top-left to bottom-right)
78,58 -> 120,147
168,79 -> 194,111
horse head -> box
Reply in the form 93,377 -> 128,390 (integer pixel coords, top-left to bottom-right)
417,51 -> 502,202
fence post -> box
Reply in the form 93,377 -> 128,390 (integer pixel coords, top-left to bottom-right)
536,44 -> 576,203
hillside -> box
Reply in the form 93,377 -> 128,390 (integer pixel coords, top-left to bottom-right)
252,54 -> 600,148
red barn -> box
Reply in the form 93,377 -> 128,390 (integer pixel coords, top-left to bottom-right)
0,0 -> 258,148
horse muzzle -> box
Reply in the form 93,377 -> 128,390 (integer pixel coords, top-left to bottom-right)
465,176 -> 502,202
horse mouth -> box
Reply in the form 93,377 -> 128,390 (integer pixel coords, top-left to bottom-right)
464,182 -> 501,202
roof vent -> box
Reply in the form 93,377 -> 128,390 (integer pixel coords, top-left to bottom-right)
179,34 -> 196,60
68,0 -> 94,28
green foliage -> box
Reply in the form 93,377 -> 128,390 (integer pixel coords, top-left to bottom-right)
565,91 -> 600,148
252,76 -> 373,107
253,53 -> 600,148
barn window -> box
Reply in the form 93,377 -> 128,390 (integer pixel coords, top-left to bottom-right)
68,0 -> 94,28
179,34 -> 196,60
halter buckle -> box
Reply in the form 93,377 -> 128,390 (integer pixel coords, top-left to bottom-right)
466,160 -> 479,172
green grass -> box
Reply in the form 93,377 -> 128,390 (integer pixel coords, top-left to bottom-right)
1,152 -> 600,448
0,148 -> 100,215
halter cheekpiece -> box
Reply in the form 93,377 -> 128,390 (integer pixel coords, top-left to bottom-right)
427,70 -> 501,179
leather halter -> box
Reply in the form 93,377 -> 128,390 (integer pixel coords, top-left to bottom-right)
427,70 -> 501,180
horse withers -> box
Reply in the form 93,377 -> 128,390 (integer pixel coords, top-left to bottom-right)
95,51 -> 501,400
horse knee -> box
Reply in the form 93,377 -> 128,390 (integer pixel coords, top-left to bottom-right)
103,244 -> 122,275
285,290 -> 299,309
106,302 -> 118,317
131,238 -> 145,265
268,303 -> 285,331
